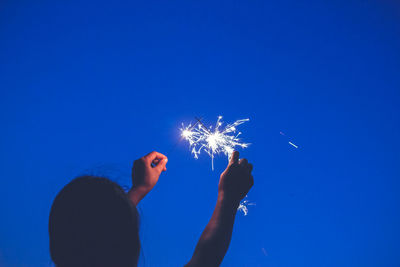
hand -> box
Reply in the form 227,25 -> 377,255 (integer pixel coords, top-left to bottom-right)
218,151 -> 253,204
128,151 -> 168,205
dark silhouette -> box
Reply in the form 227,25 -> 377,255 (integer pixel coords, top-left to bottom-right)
49,151 -> 253,266
49,176 -> 140,267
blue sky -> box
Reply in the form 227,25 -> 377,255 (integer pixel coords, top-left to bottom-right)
1,1 -> 399,266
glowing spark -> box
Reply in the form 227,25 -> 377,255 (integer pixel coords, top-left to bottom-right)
238,199 -> 256,216
288,141 -> 298,149
280,131 -> 300,149
181,116 -> 253,215
181,116 -> 250,170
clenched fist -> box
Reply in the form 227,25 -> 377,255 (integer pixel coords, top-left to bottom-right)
218,151 -> 253,204
128,151 -> 168,205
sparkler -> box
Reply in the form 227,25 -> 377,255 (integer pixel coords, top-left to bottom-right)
181,116 -> 250,170
180,116 -> 254,215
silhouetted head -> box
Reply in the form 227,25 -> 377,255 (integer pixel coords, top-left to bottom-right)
49,176 -> 140,267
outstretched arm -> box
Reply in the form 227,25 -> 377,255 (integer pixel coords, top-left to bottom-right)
186,151 -> 254,267
128,151 -> 168,206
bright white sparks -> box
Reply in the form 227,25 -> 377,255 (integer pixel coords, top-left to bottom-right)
238,199 -> 256,216
181,116 -> 250,170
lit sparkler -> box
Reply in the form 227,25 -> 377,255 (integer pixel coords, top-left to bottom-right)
180,116 -> 253,215
181,116 -> 250,170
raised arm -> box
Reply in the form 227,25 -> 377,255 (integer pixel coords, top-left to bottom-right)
186,151 -> 254,267
128,151 -> 168,206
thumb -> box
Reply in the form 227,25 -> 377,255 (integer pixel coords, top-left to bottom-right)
229,151 -> 239,165
155,158 -> 168,173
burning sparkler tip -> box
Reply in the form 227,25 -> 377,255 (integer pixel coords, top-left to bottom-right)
180,116 -> 250,170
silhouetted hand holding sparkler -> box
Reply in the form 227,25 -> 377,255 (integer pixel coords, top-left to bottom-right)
186,151 -> 254,267
128,151 -> 168,205
219,151 -> 254,204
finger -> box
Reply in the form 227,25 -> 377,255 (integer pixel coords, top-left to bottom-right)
153,159 -> 167,171
151,159 -> 167,171
151,159 -> 160,168
151,158 -> 167,171
154,158 -> 168,173
247,163 -> 253,173
239,158 -> 248,166
229,151 -> 239,165
144,151 -> 167,162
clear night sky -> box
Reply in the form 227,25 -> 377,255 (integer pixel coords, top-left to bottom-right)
1,1 -> 399,266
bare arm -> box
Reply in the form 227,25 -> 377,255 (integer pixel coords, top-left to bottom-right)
185,193 -> 240,267
186,151 -> 254,267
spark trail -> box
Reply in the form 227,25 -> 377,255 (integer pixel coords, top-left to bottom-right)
280,131 -> 299,149
181,116 -> 250,170
288,141 -> 298,149
238,199 -> 256,216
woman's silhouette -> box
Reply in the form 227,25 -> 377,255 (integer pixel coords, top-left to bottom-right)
49,151 -> 253,266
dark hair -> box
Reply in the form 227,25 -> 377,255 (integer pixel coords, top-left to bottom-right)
49,176 -> 140,267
